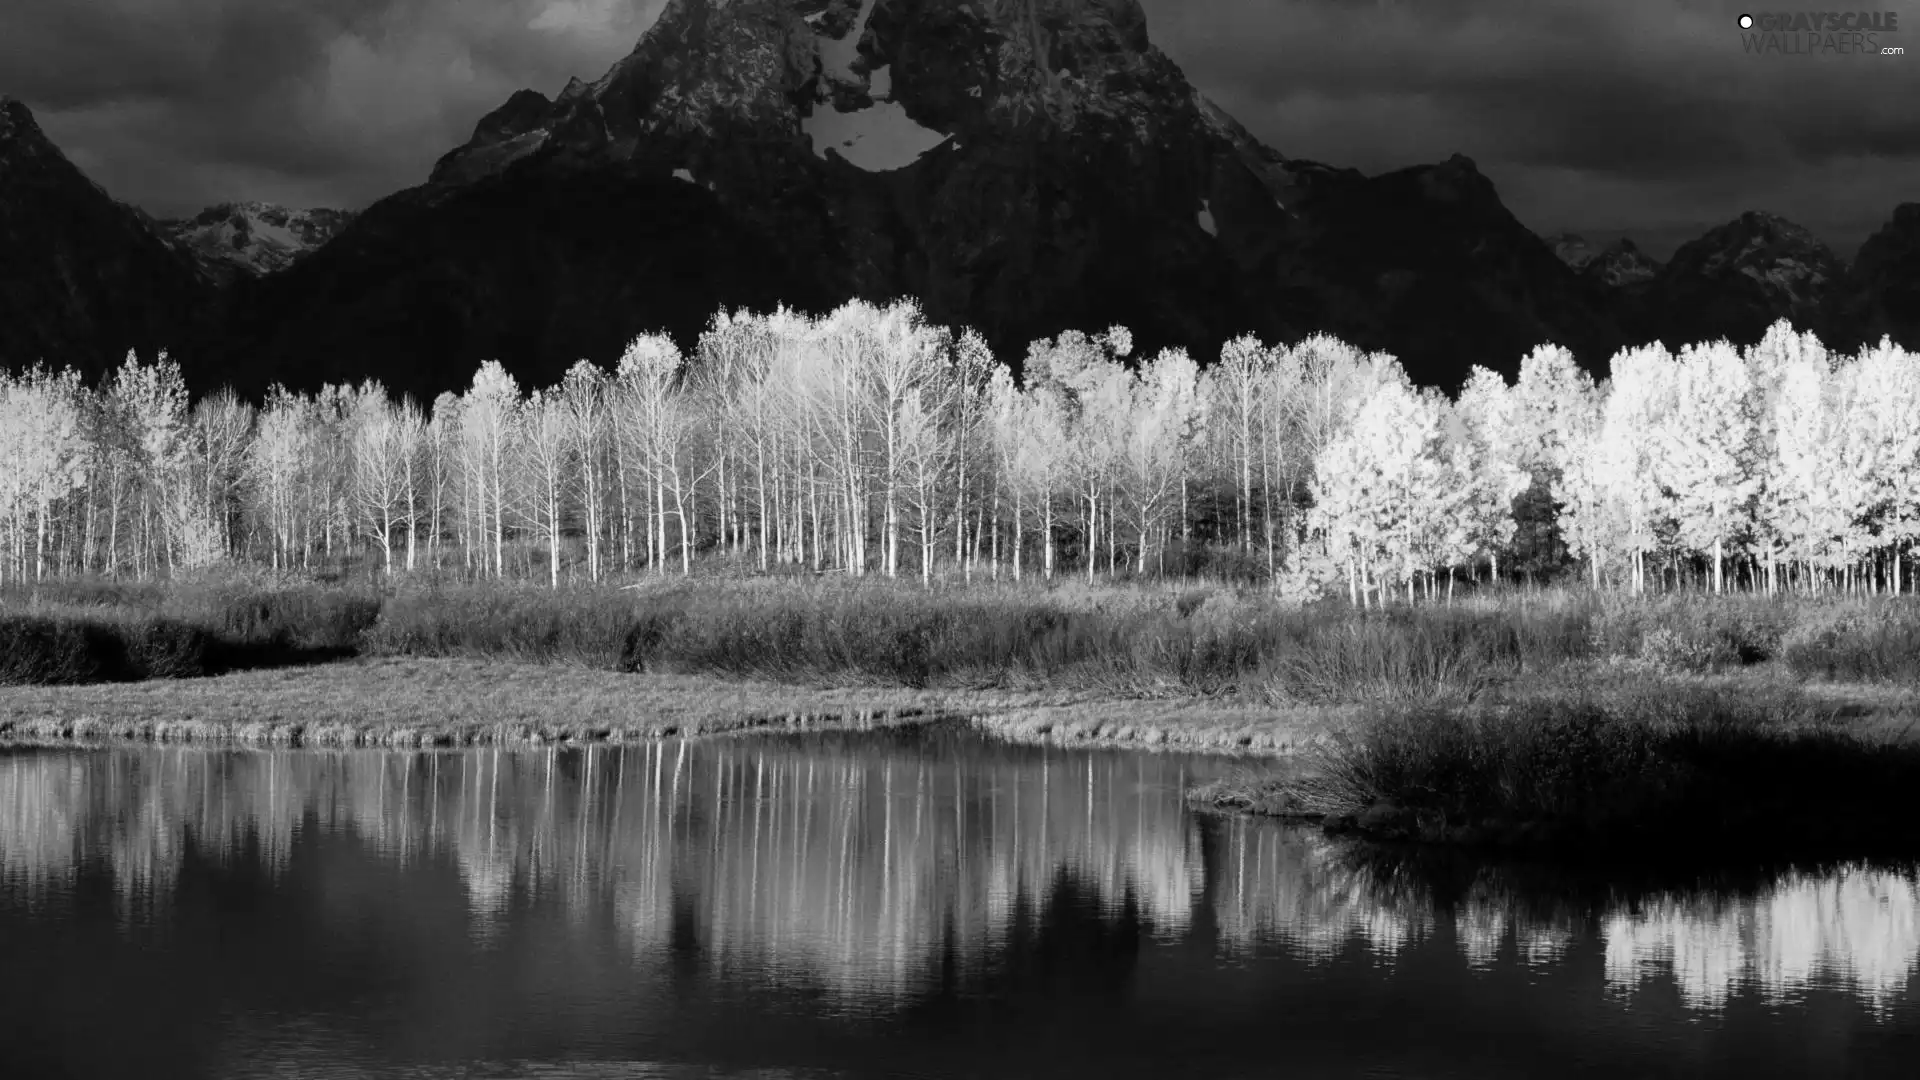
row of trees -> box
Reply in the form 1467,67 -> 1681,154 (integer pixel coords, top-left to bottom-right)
0,301 -> 1910,599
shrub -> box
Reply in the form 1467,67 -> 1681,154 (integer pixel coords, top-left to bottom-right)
1636,626 -> 1732,673
1780,602 -> 1920,682
0,612 -> 212,683
1269,682 -> 1920,856
0,579 -> 382,685
360,584 -> 646,667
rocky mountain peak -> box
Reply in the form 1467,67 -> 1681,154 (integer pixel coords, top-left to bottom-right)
476,89 -> 555,142
205,0 -> 1644,399
1343,154 -> 1513,238
158,201 -> 357,279
1545,233 -> 1661,288
1588,239 -> 1660,288
1,98 -> 90,180
1616,210 -> 1845,350
1667,210 -> 1843,307
1418,154 -> 1486,198
430,0 -> 1227,186
0,97 -> 42,142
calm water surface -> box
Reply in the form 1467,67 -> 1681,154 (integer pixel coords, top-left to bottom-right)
2,729 -> 1916,1078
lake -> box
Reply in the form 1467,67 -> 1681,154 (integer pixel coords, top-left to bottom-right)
2,728 -> 1916,1078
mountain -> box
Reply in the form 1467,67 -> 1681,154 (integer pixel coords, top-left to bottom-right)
7,3 -> 1916,400
1545,233 -> 1662,288
1550,213 -> 1861,355
1616,211 -> 1847,351
158,202 -> 357,282
0,97 -> 216,382
200,0 -> 1631,400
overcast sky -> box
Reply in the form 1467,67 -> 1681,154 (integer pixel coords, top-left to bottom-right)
5,0 -> 1915,258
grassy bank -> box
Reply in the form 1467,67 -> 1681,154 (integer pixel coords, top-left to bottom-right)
1190,676 -> 1920,859
0,656 -> 1335,753
9,575 -> 1920,794
0,657 -> 952,748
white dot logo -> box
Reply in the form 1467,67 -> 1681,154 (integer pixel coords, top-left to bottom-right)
1739,14 -> 1754,28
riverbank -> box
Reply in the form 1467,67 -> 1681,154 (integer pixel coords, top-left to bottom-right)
4,649 -> 1912,760
0,655 -> 1344,753
11,575 -> 1920,848
10,651 -> 1920,863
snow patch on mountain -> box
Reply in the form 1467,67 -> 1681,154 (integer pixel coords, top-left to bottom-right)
1547,233 -> 1596,271
803,100 -> 950,172
1198,199 -> 1217,237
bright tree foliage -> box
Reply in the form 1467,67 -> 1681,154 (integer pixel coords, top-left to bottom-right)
4,312 -> 1915,599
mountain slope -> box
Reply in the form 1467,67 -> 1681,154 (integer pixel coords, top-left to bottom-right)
0,98 -> 216,382
206,165 -> 837,403
1276,154 -> 1626,390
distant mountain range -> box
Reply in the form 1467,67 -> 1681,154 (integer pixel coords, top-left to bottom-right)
3,0 -> 1917,401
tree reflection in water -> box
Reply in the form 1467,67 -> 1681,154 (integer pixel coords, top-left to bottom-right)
2,732 -> 1917,1077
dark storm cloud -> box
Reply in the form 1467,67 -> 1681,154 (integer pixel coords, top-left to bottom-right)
2,1 -> 665,217
1141,0 -> 1920,255
5,0 -> 1915,253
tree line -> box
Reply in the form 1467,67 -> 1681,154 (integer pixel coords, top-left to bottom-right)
0,300 -> 1910,600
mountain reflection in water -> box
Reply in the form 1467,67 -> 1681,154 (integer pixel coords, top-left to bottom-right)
2,729 -> 1916,1079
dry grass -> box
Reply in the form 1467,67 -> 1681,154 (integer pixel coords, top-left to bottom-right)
970,699 -> 1358,755
0,656 -> 1339,754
